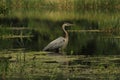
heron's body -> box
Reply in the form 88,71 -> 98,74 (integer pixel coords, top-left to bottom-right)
43,36 -> 68,51
43,23 -> 72,52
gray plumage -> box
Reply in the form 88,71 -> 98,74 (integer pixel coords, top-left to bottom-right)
43,37 -> 65,51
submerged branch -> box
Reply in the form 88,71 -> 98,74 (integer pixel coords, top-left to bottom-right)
68,30 -> 101,32
0,27 -> 32,30
0,35 -> 34,39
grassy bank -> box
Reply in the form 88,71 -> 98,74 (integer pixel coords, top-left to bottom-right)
0,0 -> 120,16
0,0 -> 119,28
1,0 -> 120,9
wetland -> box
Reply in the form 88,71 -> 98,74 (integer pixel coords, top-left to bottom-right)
0,0 -> 120,80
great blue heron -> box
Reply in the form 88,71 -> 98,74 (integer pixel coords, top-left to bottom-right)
43,23 -> 73,53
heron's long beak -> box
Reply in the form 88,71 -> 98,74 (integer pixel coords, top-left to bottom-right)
69,23 -> 74,26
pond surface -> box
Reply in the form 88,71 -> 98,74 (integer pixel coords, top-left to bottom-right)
0,8 -> 120,55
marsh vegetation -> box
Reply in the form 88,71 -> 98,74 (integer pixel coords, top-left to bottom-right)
0,52 -> 120,80
0,0 -> 120,79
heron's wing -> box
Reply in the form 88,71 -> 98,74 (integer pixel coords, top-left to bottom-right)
43,37 -> 65,51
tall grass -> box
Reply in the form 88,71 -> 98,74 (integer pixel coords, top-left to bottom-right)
74,0 -> 120,9
0,0 -> 119,25
0,0 -> 119,16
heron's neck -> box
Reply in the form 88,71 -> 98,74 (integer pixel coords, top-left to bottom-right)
62,25 -> 68,39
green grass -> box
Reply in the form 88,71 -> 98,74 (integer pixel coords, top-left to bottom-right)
0,9 -> 119,29
0,0 -> 119,28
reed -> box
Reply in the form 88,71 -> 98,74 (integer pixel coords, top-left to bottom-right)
0,0 -> 119,16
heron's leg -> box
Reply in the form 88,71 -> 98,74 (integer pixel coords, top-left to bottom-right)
54,48 -> 59,53
59,48 -> 65,54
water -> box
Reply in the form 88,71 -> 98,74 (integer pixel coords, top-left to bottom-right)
0,8 -> 120,54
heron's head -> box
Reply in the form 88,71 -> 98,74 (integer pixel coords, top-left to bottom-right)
63,23 -> 73,27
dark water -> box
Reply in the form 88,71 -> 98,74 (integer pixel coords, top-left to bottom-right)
0,8 -> 120,55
